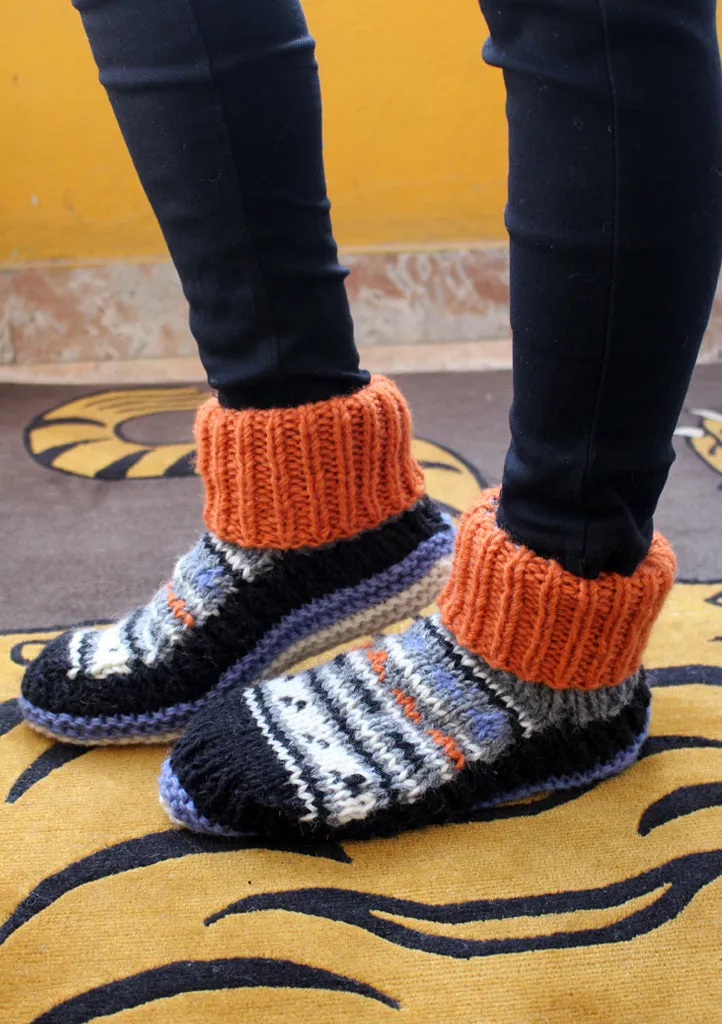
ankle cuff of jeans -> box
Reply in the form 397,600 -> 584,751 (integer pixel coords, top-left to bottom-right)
217,371 -> 370,411
437,487 -> 676,690
195,374 -> 425,549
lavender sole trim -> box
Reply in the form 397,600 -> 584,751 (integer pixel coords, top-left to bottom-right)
159,758 -> 237,837
158,708 -> 651,838
19,527 -> 454,743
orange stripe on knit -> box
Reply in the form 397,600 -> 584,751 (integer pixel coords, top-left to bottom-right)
391,689 -> 423,724
366,647 -> 388,682
426,729 -> 466,770
438,487 -> 676,691
165,584 -> 195,629
195,375 -> 425,550
366,648 -> 465,769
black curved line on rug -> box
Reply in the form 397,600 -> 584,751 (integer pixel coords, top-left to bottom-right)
648,665 -> 722,686
415,436 -> 489,490
639,782 -> 722,836
0,699 -> 22,737
96,450 -> 154,479
0,830 -> 350,947
640,735 -> 722,758
31,957 -> 399,1022
205,850 -> 722,959
23,413 -> 107,469
5,744 -> 88,804
418,461 -> 463,472
683,426 -> 722,480
10,640 -> 50,667
24,413 -> 104,433
464,784 -> 593,823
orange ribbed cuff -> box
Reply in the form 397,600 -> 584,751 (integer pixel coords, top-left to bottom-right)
438,488 -> 676,690
195,375 -> 425,549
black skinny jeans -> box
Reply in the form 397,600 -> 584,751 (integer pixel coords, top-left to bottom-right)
73,0 -> 722,578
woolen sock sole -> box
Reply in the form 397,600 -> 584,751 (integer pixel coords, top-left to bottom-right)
20,527 -> 453,746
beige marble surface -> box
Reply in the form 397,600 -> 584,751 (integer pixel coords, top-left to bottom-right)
1,248 -> 513,365
0,339 -> 514,384
1,244 -> 720,369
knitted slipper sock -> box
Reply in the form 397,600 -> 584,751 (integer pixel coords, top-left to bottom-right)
160,488 -> 676,840
21,377 -> 453,745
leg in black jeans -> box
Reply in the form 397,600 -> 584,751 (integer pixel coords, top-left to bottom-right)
73,0 -> 369,410
479,0 -> 722,578
74,0 -> 722,573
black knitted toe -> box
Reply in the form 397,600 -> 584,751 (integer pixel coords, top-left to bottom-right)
21,633 -> 77,715
168,686 -> 309,837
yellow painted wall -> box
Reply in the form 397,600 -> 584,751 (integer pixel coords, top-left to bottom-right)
1,0 -> 507,264
3,3 -> 721,265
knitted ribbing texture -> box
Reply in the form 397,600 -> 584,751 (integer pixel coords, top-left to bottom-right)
438,488 -> 676,690
195,375 -> 425,549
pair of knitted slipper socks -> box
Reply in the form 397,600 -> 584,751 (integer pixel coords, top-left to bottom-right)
21,378 -> 676,839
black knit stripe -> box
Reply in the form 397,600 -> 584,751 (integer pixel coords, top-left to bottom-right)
251,679 -> 328,819
276,496 -> 447,596
302,668 -> 397,793
120,608 -> 144,663
76,631 -> 95,677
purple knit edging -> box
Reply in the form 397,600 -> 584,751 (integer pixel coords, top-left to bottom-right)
158,707 -> 651,838
19,527 -> 454,742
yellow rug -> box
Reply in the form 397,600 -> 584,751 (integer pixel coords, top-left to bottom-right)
2,387 -> 721,1022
